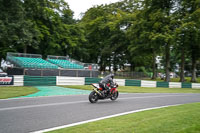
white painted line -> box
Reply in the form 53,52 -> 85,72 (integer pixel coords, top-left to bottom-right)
32,104 -> 183,133
0,94 -> 189,111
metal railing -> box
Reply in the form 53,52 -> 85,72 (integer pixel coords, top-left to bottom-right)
7,52 -> 42,58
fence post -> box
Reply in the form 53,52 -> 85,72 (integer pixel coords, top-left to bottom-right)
23,69 -> 25,75
76,70 -> 78,77
90,71 -> 92,77
41,70 -> 43,76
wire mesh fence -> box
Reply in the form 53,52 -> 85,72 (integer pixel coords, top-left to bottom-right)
7,67 -> 99,77
99,71 -> 152,79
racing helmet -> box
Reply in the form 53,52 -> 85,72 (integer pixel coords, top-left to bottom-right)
110,73 -> 114,79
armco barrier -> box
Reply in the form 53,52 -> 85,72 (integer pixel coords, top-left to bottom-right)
156,81 -> 169,88
182,83 -> 192,88
24,76 -> 56,86
14,75 -> 23,86
114,79 -> 125,86
141,80 -> 156,87
125,79 -> 141,86
169,82 -> 181,88
57,76 -> 85,85
3,75 -> 200,89
85,77 -> 101,85
192,83 -> 200,89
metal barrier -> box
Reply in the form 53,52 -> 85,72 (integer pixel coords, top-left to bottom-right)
7,52 -> 41,58
24,76 -> 56,86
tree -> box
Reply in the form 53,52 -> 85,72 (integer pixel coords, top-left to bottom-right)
0,0 -> 25,61
23,0 -> 83,58
127,0 -> 175,80
81,1 -> 138,71
175,0 -> 200,82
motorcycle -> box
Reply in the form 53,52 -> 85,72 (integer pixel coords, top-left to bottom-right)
89,82 -> 119,103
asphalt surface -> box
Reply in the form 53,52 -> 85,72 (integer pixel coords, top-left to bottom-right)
0,93 -> 200,133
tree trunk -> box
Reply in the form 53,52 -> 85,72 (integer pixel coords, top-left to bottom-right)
23,44 -> 27,53
0,58 -> 2,68
108,58 -> 111,72
151,50 -> 156,79
99,57 -> 104,72
165,43 -> 170,82
100,64 -> 106,72
191,54 -> 197,82
179,47 -> 185,82
131,63 -> 135,71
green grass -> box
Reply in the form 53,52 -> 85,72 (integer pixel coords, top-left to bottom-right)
61,85 -> 200,93
0,86 -> 38,99
48,102 -> 200,133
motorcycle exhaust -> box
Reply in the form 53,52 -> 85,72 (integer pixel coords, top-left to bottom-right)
93,88 -> 102,96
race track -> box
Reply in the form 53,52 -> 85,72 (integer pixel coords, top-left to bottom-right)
0,93 -> 200,133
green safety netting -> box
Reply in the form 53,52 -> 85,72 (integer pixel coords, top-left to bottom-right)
47,59 -> 84,69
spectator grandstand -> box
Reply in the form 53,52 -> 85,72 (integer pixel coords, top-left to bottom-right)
48,59 -> 84,69
47,55 -> 98,70
6,53 -> 98,70
6,53 -> 99,77
7,53 -> 58,69
47,59 -> 84,69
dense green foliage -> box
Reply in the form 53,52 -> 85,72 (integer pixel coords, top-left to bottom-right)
0,0 -> 86,60
0,0 -> 200,82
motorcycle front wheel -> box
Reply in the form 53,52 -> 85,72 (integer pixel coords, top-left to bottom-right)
110,91 -> 119,101
89,91 -> 99,103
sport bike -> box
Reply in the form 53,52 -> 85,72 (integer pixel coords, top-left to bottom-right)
89,83 -> 119,103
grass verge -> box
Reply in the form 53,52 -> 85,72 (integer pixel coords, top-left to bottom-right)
48,102 -> 200,133
60,85 -> 200,93
0,86 -> 38,99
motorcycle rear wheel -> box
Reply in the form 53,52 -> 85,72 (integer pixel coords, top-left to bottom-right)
110,91 -> 119,101
89,91 -> 99,103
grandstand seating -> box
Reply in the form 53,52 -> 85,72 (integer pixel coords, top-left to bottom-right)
8,56 -> 58,69
47,59 -> 84,69
7,52 -> 96,70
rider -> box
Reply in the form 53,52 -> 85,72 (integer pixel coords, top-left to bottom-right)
99,74 -> 114,93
